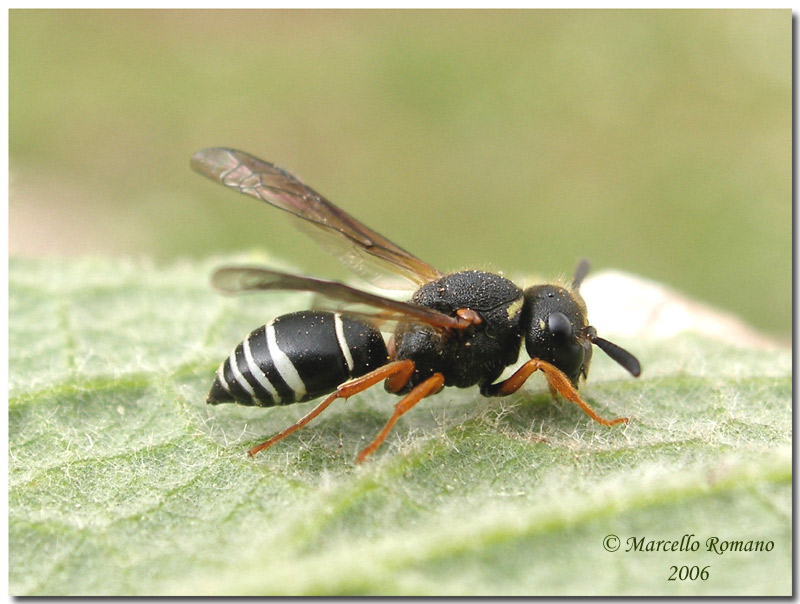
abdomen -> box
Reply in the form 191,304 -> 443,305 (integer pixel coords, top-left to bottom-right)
208,311 -> 388,406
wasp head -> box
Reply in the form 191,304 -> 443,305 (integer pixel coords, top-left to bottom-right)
522,261 -> 641,386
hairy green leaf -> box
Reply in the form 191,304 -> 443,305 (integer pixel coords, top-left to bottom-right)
9,256 -> 791,595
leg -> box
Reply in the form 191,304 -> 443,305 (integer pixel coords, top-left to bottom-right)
248,360 -> 415,457
356,373 -> 445,463
482,359 -> 628,427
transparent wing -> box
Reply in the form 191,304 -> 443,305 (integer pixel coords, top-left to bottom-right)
211,266 -> 470,331
192,147 -> 443,288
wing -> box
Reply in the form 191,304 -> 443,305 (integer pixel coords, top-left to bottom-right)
191,147 -> 443,288
211,266 -> 472,331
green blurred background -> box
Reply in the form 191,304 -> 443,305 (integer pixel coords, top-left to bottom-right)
9,10 -> 791,336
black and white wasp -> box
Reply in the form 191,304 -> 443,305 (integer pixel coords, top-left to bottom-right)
192,148 -> 641,463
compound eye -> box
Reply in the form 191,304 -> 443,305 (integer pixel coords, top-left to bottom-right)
547,311 -> 574,342
545,311 -> 585,383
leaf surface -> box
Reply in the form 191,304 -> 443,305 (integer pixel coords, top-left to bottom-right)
9,256 -> 791,595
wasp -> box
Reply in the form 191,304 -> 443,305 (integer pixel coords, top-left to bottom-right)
191,148 -> 641,463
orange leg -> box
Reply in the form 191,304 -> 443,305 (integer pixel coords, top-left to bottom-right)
355,372 -> 445,463
484,359 -> 628,427
248,360 -> 415,457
